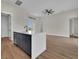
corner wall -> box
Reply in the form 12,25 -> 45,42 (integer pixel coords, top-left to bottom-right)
42,9 -> 78,37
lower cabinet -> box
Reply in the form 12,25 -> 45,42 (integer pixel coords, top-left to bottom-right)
14,32 -> 31,56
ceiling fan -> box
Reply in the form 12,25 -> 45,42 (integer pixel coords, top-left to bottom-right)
42,9 -> 55,15
15,0 -> 23,6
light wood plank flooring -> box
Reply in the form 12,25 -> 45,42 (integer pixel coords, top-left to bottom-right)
37,35 -> 78,59
1,35 -> 78,59
1,37 -> 31,59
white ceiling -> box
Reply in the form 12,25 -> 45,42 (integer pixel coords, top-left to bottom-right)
2,0 -> 78,16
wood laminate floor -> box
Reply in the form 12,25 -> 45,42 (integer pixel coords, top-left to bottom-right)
37,35 -> 78,59
1,37 -> 31,59
1,35 -> 78,59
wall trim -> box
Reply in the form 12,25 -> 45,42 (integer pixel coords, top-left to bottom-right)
46,33 -> 69,38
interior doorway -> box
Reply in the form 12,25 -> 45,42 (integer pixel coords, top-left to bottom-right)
26,19 -> 32,34
27,17 -> 43,34
69,17 -> 78,38
1,12 -> 12,40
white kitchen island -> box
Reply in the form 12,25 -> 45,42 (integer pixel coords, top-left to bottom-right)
14,31 -> 46,59
32,33 -> 46,59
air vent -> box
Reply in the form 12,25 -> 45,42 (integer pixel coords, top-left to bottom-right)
15,0 -> 23,6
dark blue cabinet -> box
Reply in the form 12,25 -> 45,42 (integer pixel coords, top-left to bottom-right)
14,32 -> 31,56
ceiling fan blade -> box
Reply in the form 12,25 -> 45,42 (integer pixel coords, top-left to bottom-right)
49,9 -> 52,12
45,9 -> 49,13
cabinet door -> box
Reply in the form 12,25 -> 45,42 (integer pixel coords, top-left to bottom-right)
22,34 -> 31,55
21,34 -> 27,50
14,32 -> 17,43
14,32 -> 20,45
17,33 -> 21,46
26,35 -> 31,55
14,32 -> 22,47
25,39 -> 31,55
18,34 -> 23,48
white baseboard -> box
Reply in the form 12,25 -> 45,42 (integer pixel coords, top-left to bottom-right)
46,33 -> 69,37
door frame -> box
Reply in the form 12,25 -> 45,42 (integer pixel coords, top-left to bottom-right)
69,17 -> 78,37
1,11 -> 14,42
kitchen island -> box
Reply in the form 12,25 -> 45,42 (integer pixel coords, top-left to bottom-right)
14,31 -> 46,59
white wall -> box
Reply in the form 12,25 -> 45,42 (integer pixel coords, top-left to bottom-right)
42,9 -> 78,37
1,14 -> 9,37
32,18 -> 43,33
1,1 -> 30,32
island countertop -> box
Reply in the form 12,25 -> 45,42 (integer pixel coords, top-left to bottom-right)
13,31 -> 32,35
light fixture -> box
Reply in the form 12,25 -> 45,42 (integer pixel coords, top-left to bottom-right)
42,9 -> 55,15
15,0 -> 23,6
